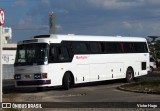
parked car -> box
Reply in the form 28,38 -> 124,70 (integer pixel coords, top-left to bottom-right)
150,57 -> 157,72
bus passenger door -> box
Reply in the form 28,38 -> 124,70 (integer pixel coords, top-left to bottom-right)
48,44 -> 72,86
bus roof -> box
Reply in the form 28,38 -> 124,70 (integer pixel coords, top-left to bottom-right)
18,34 -> 147,44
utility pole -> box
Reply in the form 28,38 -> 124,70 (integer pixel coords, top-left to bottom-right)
0,8 -> 5,104
148,36 -> 160,43
49,12 -> 55,34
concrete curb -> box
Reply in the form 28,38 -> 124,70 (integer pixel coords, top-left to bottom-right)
117,83 -> 160,95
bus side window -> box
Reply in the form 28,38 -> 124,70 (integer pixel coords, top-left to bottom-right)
105,42 -> 119,53
72,42 -> 89,54
134,42 -> 147,53
90,42 -> 102,53
120,43 -> 125,53
119,42 -> 134,53
100,43 -> 105,53
127,43 -> 134,53
49,47 -> 55,63
58,47 -> 70,61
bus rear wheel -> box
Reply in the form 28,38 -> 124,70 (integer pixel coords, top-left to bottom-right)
63,72 -> 73,90
126,68 -> 134,83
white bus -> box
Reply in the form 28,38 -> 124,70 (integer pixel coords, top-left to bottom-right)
14,34 -> 150,91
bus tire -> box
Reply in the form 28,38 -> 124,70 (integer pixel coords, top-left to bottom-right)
126,67 -> 134,83
63,72 -> 72,90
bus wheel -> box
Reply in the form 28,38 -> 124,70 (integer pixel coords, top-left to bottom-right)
126,68 -> 134,83
36,87 -> 43,92
63,73 -> 72,90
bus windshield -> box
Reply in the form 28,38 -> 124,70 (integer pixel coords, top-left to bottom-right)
14,43 -> 48,66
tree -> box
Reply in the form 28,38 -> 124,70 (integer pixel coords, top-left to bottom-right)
154,40 -> 160,60
149,40 -> 160,61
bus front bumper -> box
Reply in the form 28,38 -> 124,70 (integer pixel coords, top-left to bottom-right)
16,80 -> 51,86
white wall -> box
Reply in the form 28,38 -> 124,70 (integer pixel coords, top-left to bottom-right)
2,50 -> 16,79
2,50 -> 16,64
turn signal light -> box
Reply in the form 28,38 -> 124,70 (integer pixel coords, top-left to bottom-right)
42,73 -> 47,78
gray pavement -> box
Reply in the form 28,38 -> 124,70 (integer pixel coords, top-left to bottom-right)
2,73 -> 160,110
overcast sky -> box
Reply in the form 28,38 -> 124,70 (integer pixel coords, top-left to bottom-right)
1,0 -> 160,42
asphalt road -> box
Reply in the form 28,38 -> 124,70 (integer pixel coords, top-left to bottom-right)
2,73 -> 160,109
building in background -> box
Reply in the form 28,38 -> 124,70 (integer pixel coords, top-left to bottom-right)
2,27 -> 16,79
2,27 -> 12,44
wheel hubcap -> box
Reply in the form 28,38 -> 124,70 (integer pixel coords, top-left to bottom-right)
128,71 -> 132,80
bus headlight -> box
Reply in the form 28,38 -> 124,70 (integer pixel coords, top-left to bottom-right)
34,74 -> 41,79
14,74 -> 21,80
